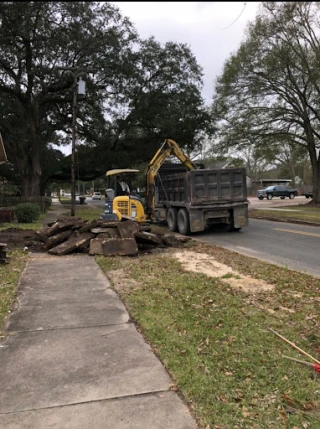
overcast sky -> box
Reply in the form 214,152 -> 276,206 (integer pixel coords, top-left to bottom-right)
63,2 -> 261,155
113,1 -> 261,103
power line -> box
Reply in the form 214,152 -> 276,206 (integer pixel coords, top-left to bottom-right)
220,2 -> 247,30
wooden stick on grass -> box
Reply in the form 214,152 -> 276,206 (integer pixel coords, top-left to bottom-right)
282,355 -> 315,367
269,328 -> 320,365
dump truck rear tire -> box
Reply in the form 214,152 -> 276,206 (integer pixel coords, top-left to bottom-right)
167,207 -> 178,232
177,208 -> 190,235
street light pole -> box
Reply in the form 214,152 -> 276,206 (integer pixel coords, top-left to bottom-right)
71,73 -> 77,216
57,66 -> 96,216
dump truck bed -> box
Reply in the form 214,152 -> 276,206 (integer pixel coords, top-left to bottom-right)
157,167 -> 247,206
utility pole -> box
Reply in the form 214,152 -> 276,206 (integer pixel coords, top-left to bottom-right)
57,66 -> 96,216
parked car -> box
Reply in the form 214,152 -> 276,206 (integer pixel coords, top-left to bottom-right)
257,185 -> 298,200
305,191 -> 313,198
92,192 -> 101,200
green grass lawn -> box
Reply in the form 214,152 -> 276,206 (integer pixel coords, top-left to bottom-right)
0,250 -> 28,340
0,211 -> 47,339
0,213 -> 46,231
250,204 -> 320,224
59,197 -> 71,203
59,197 -> 86,204
58,197 -> 103,222
97,243 -> 320,429
65,206 -> 103,222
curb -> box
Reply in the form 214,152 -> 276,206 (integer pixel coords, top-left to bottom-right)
249,216 -> 320,228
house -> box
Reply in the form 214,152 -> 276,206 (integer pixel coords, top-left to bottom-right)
208,160 -> 252,190
252,179 -> 292,188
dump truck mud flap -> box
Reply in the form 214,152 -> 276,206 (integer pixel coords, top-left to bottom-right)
233,206 -> 248,228
189,210 -> 205,233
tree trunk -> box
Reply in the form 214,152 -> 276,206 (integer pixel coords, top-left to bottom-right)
304,119 -> 320,204
40,180 -> 48,196
312,156 -> 320,204
20,104 -> 42,197
290,161 -> 296,187
21,173 -> 42,197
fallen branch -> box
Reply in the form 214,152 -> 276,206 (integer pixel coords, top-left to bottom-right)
283,355 -> 315,367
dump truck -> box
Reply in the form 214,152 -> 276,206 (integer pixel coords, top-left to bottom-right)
102,138 -> 249,234
153,164 -> 248,234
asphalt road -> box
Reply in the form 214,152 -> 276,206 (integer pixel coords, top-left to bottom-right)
194,219 -> 320,278
87,196 -> 320,277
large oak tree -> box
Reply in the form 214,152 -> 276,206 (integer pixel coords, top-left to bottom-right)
212,2 -> 320,203
0,2 -> 212,195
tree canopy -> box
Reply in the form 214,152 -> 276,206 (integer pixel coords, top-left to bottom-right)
0,1 -> 212,196
212,1 -> 320,202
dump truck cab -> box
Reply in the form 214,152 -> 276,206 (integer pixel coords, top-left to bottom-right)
101,169 -> 147,223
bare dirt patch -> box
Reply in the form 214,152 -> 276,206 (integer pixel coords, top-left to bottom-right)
173,250 -> 274,294
0,228 -> 40,251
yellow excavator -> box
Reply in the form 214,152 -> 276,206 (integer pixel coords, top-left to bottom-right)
101,139 -> 197,223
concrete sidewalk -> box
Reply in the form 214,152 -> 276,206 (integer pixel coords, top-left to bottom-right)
41,197 -> 70,225
0,201 -> 197,428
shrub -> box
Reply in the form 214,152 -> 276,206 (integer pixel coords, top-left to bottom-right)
45,197 -> 52,210
14,203 -> 41,223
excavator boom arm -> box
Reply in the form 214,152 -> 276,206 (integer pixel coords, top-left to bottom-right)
145,139 -> 198,219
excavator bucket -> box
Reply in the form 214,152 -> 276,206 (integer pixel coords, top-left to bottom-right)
0,133 -> 7,165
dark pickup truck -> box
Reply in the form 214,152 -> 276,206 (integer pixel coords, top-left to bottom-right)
257,185 -> 298,200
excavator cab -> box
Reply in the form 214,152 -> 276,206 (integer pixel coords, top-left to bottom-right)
101,169 -> 147,223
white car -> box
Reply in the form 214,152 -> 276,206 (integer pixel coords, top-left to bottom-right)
92,192 -> 101,200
